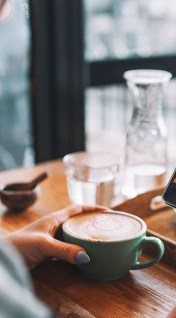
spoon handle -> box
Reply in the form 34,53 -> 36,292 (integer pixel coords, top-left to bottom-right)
29,172 -> 48,189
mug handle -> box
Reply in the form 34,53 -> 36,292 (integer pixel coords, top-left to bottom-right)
131,237 -> 164,270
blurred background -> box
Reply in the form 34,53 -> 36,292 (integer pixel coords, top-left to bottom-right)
0,0 -> 176,171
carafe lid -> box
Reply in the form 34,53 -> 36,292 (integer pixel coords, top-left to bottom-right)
123,69 -> 172,85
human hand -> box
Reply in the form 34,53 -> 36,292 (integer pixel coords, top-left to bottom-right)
167,306 -> 176,318
5,205 -> 107,269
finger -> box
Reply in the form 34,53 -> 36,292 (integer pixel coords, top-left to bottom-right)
44,237 -> 90,265
167,306 -> 176,318
50,204 -> 108,224
54,204 -> 107,217
50,205 -> 83,225
81,205 -> 109,212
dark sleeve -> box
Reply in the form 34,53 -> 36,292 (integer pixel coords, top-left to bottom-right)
0,240 -> 60,318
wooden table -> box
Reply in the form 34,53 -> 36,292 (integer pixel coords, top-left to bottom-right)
0,160 -> 175,318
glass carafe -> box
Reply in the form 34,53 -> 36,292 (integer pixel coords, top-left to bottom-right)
122,69 -> 172,197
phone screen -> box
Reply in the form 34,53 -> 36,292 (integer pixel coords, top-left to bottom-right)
163,168 -> 176,208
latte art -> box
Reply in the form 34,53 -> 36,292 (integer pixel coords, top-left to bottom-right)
63,212 -> 144,242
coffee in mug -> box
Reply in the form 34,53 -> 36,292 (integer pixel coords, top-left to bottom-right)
62,211 -> 164,281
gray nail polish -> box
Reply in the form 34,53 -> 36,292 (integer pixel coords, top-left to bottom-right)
76,251 -> 90,264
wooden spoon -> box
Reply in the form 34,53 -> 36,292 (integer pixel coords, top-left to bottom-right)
1,172 -> 48,192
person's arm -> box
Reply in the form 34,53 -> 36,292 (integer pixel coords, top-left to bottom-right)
0,239 -> 58,318
3,204 -> 106,269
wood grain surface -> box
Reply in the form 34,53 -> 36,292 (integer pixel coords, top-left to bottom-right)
113,188 -> 176,267
0,160 -> 175,318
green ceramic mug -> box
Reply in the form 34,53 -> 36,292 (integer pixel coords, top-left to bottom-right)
62,210 -> 164,281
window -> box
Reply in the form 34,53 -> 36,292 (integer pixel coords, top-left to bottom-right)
84,0 -> 176,169
1,0 -> 176,172
0,0 -> 34,170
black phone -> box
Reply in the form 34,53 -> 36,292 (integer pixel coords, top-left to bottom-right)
163,168 -> 176,208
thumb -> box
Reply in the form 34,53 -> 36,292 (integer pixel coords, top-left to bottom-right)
45,237 -> 90,265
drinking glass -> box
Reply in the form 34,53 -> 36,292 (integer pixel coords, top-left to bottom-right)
63,151 -> 120,207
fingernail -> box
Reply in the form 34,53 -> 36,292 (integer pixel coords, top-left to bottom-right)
76,251 -> 90,264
